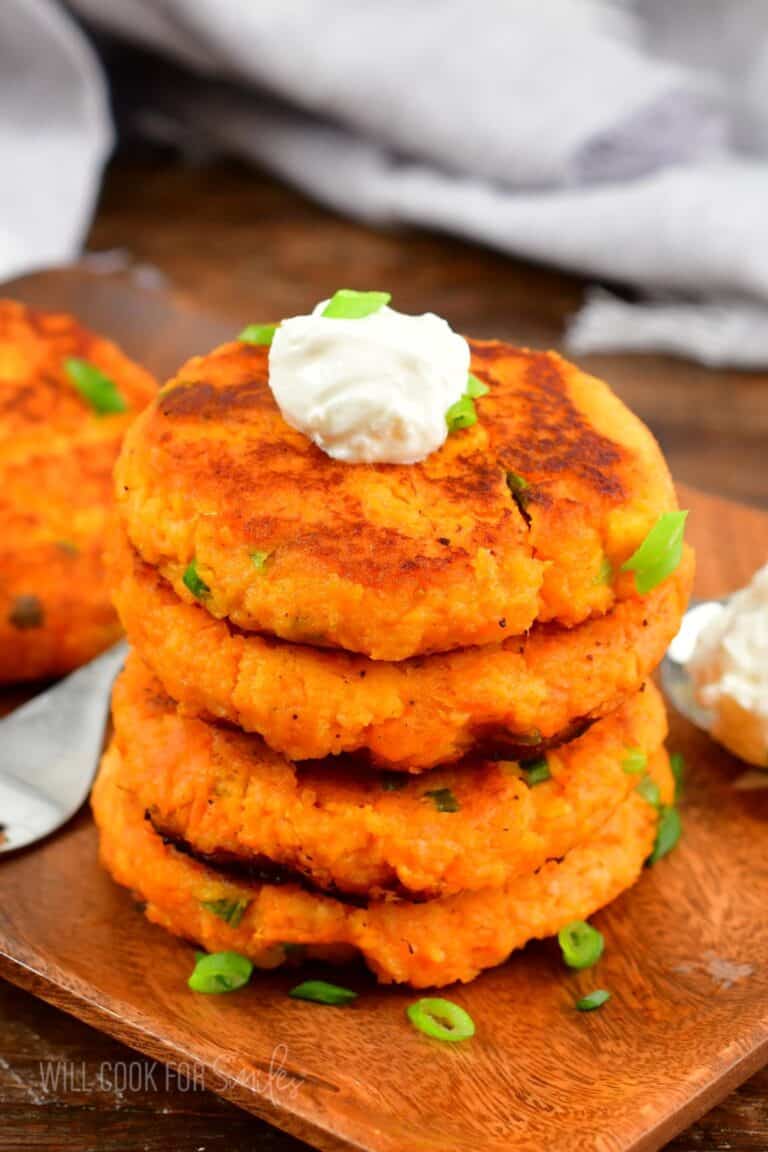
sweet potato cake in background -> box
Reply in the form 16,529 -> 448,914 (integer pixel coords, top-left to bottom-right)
115,337 -> 680,660
111,652 -> 668,900
112,525 -> 692,768
0,300 -> 156,682
93,739 -> 673,987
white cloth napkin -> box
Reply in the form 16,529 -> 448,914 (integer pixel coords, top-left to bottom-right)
0,0 -> 111,280
5,0 -> 768,365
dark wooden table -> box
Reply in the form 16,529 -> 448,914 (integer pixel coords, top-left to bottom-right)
1,155 -> 766,1151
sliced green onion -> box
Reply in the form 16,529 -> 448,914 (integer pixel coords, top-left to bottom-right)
188,951 -> 253,994
558,920 -> 604,970
649,806 -> 682,864
289,980 -> 357,1006
621,511 -> 688,594
322,290 -> 391,320
406,997 -> 475,1043
622,748 -> 647,775
424,787 -> 460,813
576,989 -> 611,1012
636,776 -> 661,807
239,323 -> 278,346
445,394 -> 477,433
200,898 -> 250,927
506,471 -> 529,494
182,560 -> 210,600
523,758 -> 551,786
381,772 -> 408,792
250,550 -> 270,570
465,373 -> 489,398
65,358 -> 127,415
670,752 -> 685,800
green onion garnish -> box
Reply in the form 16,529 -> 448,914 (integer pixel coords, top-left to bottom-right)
622,748 -> 647,775
406,997 -> 475,1043
523,758 -> 551,786
621,511 -> 688,594
636,776 -> 661,807
289,980 -> 357,1006
322,290 -> 391,320
250,550 -> 269,570
182,560 -> 210,600
576,989 -> 611,1012
424,787 -> 460,813
506,472 -> 529,494
65,358 -> 127,415
445,394 -> 478,433
649,806 -> 682,864
239,323 -> 278,346
558,920 -> 604,970
670,752 -> 685,800
465,373 -> 489,398
188,951 -> 253,994
200,898 -> 250,927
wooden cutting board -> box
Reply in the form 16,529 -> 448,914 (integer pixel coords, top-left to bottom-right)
1,267 -> 768,1152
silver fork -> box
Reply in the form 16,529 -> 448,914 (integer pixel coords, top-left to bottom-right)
0,641 -> 127,853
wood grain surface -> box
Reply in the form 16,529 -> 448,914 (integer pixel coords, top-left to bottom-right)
1,261 -> 768,1151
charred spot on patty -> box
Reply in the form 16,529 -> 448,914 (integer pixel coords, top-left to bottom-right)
9,594 -> 44,630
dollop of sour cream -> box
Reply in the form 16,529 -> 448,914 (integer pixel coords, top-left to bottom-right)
268,301 -> 470,464
689,561 -> 768,766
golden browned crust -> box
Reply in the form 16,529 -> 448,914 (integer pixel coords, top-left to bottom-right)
93,740 -> 673,987
0,300 -> 156,681
116,338 -> 678,659
112,651 -> 668,899
111,525 -> 693,768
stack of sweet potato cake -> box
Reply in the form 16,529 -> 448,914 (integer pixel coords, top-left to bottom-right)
94,332 -> 693,988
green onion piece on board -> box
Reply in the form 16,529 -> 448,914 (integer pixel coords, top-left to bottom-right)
558,920 -> 605,970
445,394 -> 477,433
65,358 -> 127,415
636,776 -> 661,807
465,373 -> 489,398
239,323 -> 278,346
200,898 -> 250,927
576,989 -> 611,1012
621,511 -> 688,594
183,560 -> 210,600
649,806 -> 682,864
188,951 -> 253,994
322,290 -> 391,319
406,997 -> 475,1043
621,748 -> 647,775
424,787 -> 460,813
670,752 -> 685,800
524,759 -> 551,786
289,980 -> 357,1006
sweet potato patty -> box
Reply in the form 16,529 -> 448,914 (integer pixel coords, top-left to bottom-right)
112,527 -> 692,768
0,300 -> 156,681
94,741 -> 672,986
112,652 -> 668,899
116,337 -> 678,659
